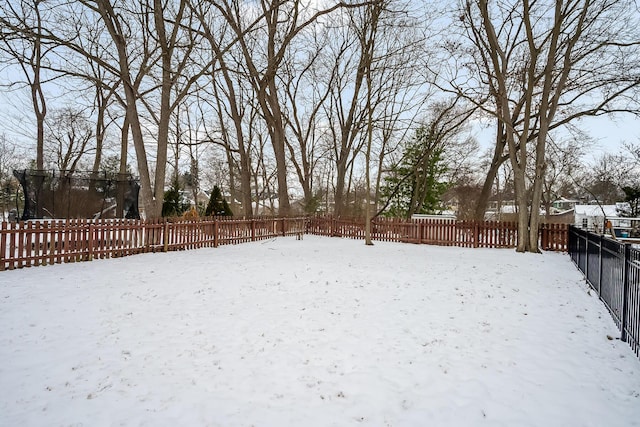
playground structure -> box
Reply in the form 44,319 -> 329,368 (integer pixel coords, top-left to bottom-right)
13,169 -> 140,220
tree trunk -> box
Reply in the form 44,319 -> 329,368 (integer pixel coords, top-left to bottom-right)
334,160 -> 348,217
514,178 -> 529,253
151,0 -> 177,219
91,84 -> 108,176
32,84 -> 46,171
474,120 -> 506,220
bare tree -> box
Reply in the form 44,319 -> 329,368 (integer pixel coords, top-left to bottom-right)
55,0 -> 212,219
359,0 -> 385,245
0,0 -> 52,170
540,136 -> 586,220
190,0 -> 258,217
323,18 -> 371,217
0,133 -> 21,219
279,28 -> 334,214
210,0 -> 373,216
454,0 -> 640,252
44,107 -> 94,173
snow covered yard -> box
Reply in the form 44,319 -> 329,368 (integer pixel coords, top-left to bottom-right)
1,236 -> 639,427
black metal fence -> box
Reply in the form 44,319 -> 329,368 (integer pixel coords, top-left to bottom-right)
568,226 -> 640,358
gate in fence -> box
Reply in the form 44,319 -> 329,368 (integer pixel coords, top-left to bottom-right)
568,226 -> 640,357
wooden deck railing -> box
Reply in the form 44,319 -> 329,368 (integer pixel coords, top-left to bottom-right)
1,216 -> 568,271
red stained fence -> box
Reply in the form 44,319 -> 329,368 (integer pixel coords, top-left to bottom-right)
0,216 -> 568,271
307,217 -> 568,251
0,217 -> 306,271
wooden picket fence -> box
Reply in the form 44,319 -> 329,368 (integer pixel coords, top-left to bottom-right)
0,217 -> 306,271
307,216 -> 568,251
0,216 -> 568,271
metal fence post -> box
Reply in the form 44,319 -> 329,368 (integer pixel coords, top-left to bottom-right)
581,230 -> 587,273
585,232 -> 589,284
621,243 -> 630,342
598,234 -> 603,296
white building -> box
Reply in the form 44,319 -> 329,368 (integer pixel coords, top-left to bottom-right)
574,204 -> 617,232
573,203 -> 635,234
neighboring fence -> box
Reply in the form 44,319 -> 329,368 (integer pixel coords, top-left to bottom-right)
568,226 -> 640,357
307,217 -> 568,251
0,217 -> 306,271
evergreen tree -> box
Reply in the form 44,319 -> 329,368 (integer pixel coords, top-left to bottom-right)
621,186 -> 640,217
380,126 -> 449,218
162,178 -> 190,217
205,185 -> 233,216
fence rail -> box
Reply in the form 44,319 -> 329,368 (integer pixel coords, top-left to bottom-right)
569,226 -> 640,357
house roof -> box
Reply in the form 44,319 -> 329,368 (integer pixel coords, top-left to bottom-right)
574,204 -> 618,217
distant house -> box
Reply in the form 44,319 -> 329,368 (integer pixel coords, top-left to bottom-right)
551,198 -> 580,213
484,201 -> 518,221
574,204 -> 620,232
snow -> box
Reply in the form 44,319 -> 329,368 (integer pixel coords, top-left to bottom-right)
1,236 -> 639,427
574,204 -> 619,217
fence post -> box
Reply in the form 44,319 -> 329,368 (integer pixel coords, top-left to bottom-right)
580,230 -> 586,273
251,219 -> 256,241
585,231 -> 589,285
163,220 -> 169,252
282,218 -> 287,237
621,243 -> 631,342
214,219 -> 219,248
597,234 -> 603,296
88,224 -> 94,261
473,221 -> 479,248
0,221 -> 6,271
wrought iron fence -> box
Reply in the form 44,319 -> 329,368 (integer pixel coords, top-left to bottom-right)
568,226 -> 640,358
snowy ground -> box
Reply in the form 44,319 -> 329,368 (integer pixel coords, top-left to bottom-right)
1,236 -> 639,427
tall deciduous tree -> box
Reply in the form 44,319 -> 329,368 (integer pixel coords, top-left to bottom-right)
212,0 -> 373,216
67,0 -> 209,219
44,107 -> 94,173
454,0 -> 640,252
0,0 -> 50,170
190,0 -> 257,217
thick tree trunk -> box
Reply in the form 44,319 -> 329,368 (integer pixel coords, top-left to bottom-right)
334,159 -> 348,217
91,85 -> 108,176
263,77 -> 291,216
475,120 -> 506,220
32,86 -> 45,171
152,0 -> 175,219
271,124 -> 290,216
514,185 -> 530,253
97,1 -> 158,218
